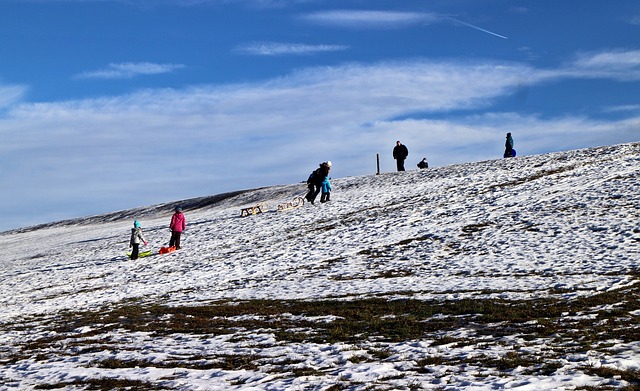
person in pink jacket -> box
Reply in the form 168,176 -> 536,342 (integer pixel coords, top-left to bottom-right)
169,206 -> 186,249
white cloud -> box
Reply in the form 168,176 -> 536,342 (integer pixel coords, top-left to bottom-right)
302,10 -> 507,39
565,50 -> 640,81
602,104 -> 640,113
234,42 -> 349,56
0,84 -> 27,109
302,10 -> 440,28
5,51 -> 638,156
75,62 -> 186,80
509,7 -> 529,14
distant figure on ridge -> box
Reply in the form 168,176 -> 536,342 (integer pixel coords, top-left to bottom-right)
305,161 -> 331,204
393,141 -> 409,171
504,132 -> 515,158
320,175 -> 332,203
417,157 -> 429,169
169,206 -> 186,249
129,220 -> 148,260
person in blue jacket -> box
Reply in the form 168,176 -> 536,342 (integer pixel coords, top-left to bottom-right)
320,175 -> 332,203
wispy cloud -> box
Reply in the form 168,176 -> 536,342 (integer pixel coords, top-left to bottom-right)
17,0 -> 317,7
0,84 -> 27,109
75,62 -> 186,80
302,10 -> 440,28
629,15 -> 640,25
234,42 -> 349,56
509,6 -> 529,14
302,9 -> 507,39
566,49 -> 640,81
602,104 -> 640,113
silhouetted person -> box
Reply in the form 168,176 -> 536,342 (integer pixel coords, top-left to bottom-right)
504,132 -> 515,158
393,141 -> 409,171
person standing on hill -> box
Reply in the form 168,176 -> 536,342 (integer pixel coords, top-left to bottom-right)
305,161 -> 331,204
169,206 -> 186,249
393,141 -> 409,171
504,132 -> 515,158
320,175 -> 332,203
129,220 -> 148,260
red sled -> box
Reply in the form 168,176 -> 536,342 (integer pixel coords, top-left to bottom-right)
159,246 -> 177,254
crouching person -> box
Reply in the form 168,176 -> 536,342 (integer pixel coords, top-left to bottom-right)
305,161 -> 331,204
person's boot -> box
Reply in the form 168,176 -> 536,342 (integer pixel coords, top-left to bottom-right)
320,194 -> 327,203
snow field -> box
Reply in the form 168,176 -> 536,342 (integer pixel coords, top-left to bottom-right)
0,142 -> 638,389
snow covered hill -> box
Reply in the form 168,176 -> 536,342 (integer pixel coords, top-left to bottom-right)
1,142 -> 639,390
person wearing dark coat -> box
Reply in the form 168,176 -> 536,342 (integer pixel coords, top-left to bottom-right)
417,157 -> 428,169
504,132 -> 514,158
393,141 -> 409,171
305,161 -> 331,204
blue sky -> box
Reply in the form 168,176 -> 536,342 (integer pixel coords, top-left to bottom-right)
0,0 -> 639,231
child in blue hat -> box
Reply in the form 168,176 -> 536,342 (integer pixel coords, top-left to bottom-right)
129,220 -> 148,260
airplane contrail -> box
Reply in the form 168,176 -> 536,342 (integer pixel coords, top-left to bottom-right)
445,16 -> 508,40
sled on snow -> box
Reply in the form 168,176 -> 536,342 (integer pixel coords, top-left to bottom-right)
240,202 -> 269,217
240,196 -> 306,217
159,246 -> 177,254
126,249 -> 153,258
277,196 -> 305,211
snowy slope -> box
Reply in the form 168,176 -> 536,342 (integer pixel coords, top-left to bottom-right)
0,142 -> 639,390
